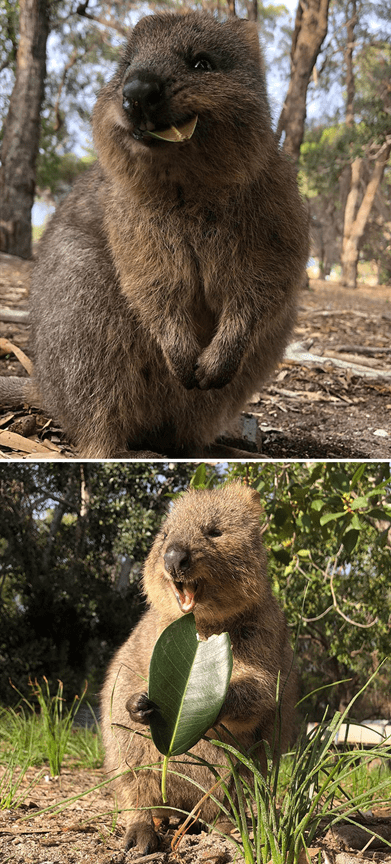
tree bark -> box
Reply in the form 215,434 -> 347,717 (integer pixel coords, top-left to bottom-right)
338,0 -> 389,288
247,0 -> 258,21
276,0 -> 330,165
341,155 -> 362,286
0,0 -> 49,258
341,142 -> 391,287
344,0 -> 357,128
75,464 -> 90,561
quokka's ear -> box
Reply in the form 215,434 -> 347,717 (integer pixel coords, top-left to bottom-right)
247,486 -> 263,516
229,481 -> 263,516
230,18 -> 264,71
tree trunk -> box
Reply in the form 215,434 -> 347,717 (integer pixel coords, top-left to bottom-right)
344,0 -> 357,128
247,0 -> 258,22
75,464 -> 90,561
0,0 -> 49,258
341,156 -> 362,286
276,0 -> 330,165
341,143 -> 391,287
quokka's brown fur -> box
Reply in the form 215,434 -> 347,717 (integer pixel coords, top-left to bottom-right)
0,11 -> 309,457
100,483 -> 298,853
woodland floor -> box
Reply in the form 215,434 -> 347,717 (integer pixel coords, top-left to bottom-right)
1,763 -> 391,864
0,251 -> 390,460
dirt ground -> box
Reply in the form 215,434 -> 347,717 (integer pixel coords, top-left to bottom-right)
0,252 -> 390,460
1,763 -> 391,864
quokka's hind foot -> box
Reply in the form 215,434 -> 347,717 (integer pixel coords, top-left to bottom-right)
124,818 -> 160,854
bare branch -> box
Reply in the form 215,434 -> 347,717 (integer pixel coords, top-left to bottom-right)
53,47 -> 79,132
299,545 -> 378,628
76,0 -> 128,37
302,605 -> 334,622
329,570 -> 378,628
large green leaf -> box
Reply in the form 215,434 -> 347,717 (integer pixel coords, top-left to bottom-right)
148,613 -> 233,757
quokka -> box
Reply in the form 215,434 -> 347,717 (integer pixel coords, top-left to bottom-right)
1,12 -> 308,457
101,483 -> 298,852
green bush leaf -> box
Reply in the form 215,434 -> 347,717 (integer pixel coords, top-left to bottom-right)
311,499 -> 324,511
319,510 -> 346,525
271,547 -> 291,565
274,506 -> 289,527
189,463 -> 207,488
350,513 -> 362,530
148,613 -> 233,757
350,496 -> 369,510
368,507 -> 391,521
350,463 -> 367,488
342,528 -> 360,554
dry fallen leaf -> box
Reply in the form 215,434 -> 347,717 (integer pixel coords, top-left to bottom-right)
297,847 -> 322,863
0,336 -> 33,375
0,429 -> 57,454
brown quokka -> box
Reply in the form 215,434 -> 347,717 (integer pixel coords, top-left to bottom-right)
1,11 -> 308,457
100,483 -> 298,853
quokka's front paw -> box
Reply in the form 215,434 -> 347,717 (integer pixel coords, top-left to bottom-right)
162,342 -> 200,389
166,355 -> 199,389
125,691 -> 157,724
194,352 -> 240,390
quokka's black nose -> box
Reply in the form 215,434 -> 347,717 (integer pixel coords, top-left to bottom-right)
164,543 -> 191,574
122,73 -> 164,120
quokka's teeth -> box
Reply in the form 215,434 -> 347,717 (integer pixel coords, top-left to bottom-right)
146,116 -> 198,142
170,579 -> 197,613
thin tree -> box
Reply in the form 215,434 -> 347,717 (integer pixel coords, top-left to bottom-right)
0,0 -> 50,258
276,0 -> 330,165
340,3 -> 391,287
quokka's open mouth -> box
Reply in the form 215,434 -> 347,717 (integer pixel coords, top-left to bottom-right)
133,116 -> 198,144
146,116 -> 198,142
169,578 -> 199,613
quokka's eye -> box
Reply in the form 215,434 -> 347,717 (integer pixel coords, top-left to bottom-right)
207,527 -> 222,538
192,53 -> 214,72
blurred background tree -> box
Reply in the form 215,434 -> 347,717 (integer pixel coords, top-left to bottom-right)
0,462 -> 195,703
298,0 -> 391,285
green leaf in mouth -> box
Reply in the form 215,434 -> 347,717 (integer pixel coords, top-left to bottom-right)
148,612 -> 232,757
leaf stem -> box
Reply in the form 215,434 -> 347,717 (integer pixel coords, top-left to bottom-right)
161,755 -> 169,802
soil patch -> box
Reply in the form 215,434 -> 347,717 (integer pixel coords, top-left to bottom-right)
1,765 -> 390,864
1,253 -> 390,459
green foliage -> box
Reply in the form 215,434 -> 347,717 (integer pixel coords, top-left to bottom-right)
0,701 -> 46,768
222,462 -> 391,716
207,698 -> 391,864
0,679 -> 103,773
298,15 -> 391,274
66,713 -> 104,769
299,122 -> 374,197
161,667 -> 391,864
0,463 -> 195,703
28,677 -> 86,776
0,752 -> 43,810
0,0 -> 19,80
354,42 -> 391,137
36,147 -> 95,199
